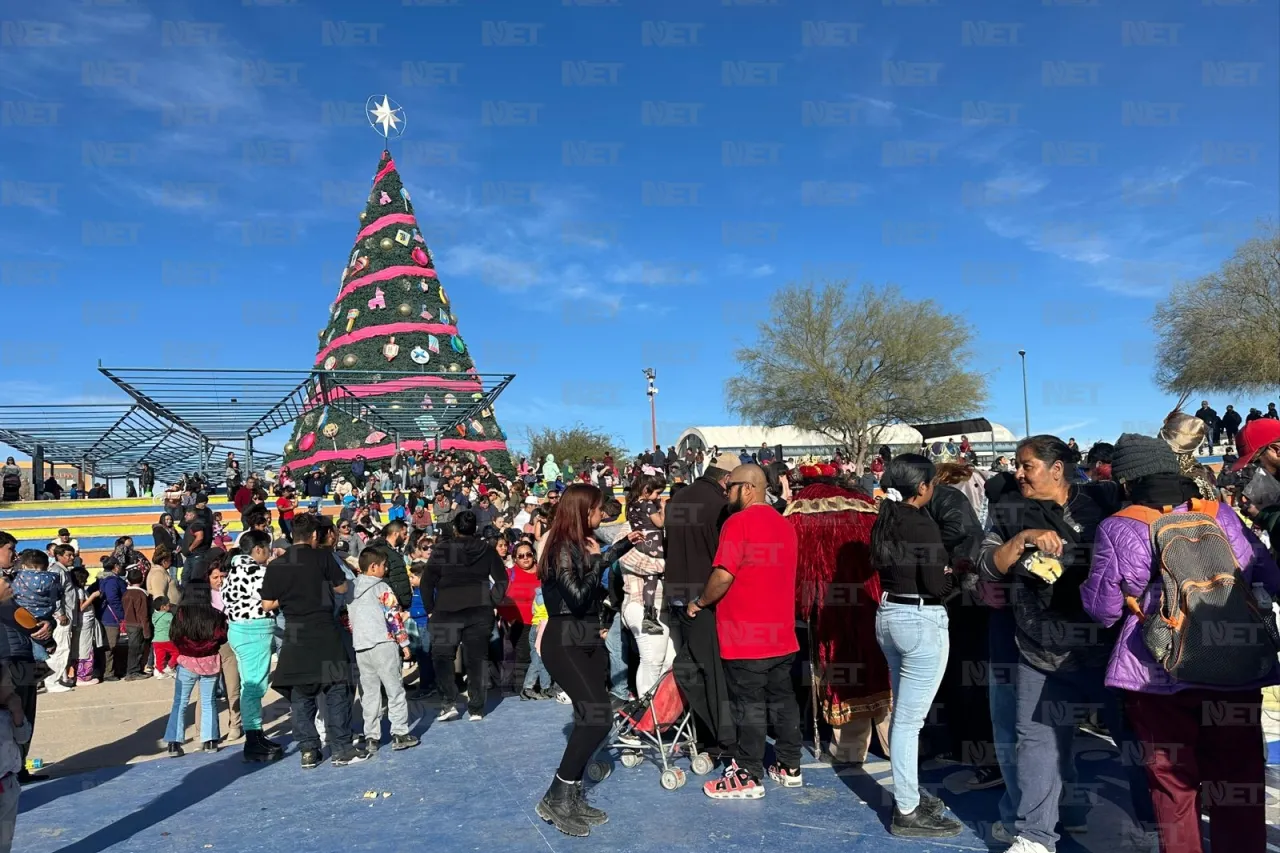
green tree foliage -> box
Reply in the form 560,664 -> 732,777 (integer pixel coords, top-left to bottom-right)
726,281 -> 987,471
524,425 -> 628,472
1153,222 -> 1280,396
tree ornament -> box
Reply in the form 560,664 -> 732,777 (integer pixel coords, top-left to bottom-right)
299,432 -> 317,452
379,190 -> 392,205
383,336 -> 400,361
380,237 -> 395,250
352,256 -> 369,274
358,211 -> 367,222
451,335 -> 466,354
362,238 -> 375,251
342,353 -> 358,367
353,405 -> 369,423
444,393 -> 458,405
397,303 -> 412,316
317,329 -> 326,341
323,422 -> 340,449
438,285 -> 449,305
412,229 -> 424,244
326,330 -> 336,346
284,441 -> 295,454
455,424 -> 467,437
471,419 -> 485,436
418,279 -> 431,293
395,229 -> 411,246
410,345 -> 430,364
471,393 -> 483,401
347,440 -> 361,451
400,187 -> 410,204
324,356 -> 337,370
368,288 -> 386,310
411,246 -> 430,266
448,363 -> 461,372
427,334 -> 440,354
419,304 -> 433,321
481,407 -> 492,418
421,394 -> 433,410
346,308 -> 360,331
365,429 -> 387,444
390,403 -> 401,410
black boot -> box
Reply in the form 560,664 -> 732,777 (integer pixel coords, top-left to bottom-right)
890,804 -> 963,838
167,742 -> 184,758
570,781 -> 608,826
535,776 -> 591,837
243,729 -> 284,763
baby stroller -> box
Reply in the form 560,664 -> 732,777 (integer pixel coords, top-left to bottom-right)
586,669 -> 717,790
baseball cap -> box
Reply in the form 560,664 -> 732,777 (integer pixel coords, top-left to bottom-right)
1231,418 -> 1280,471
524,495 -> 538,505
57,528 -> 70,537
707,452 -> 741,474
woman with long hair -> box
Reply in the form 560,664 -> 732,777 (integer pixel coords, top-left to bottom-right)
871,455 -> 963,838
163,582 -> 228,756
535,484 -> 642,837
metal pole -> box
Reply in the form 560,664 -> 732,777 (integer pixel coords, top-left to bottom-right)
644,368 -> 658,450
1018,350 -> 1030,438
245,435 -> 254,476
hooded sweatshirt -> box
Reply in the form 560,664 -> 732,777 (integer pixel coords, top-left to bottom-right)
348,574 -> 409,652
425,536 -> 508,614
542,454 -> 561,482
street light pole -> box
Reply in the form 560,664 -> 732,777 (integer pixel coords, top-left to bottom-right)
643,368 -> 658,450
1018,349 -> 1030,438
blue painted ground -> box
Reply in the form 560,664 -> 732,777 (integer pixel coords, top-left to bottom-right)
22,695 -> 1265,853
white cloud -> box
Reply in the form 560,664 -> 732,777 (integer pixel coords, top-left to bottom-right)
721,255 -> 776,279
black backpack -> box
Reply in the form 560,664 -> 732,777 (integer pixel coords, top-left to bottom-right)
1119,500 -> 1280,686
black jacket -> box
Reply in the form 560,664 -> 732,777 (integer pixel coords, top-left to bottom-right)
425,536 -> 507,615
368,538 -> 412,610
662,475 -> 728,604
926,484 -> 983,567
1195,405 -> 1219,428
1222,409 -> 1243,431
541,537 -> 635,622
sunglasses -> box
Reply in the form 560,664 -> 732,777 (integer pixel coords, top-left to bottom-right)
726,480 -> 755,489
515,552 -> 535,560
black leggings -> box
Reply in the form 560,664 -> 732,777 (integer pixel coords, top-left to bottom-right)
541,616 -> 611,781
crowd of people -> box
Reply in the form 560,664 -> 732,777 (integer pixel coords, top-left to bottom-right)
0,408 -> 1278,852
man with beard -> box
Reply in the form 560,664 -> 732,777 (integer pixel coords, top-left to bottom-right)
784,464 -> 891,765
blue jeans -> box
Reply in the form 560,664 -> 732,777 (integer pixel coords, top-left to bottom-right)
605,615 -> 628,699
988,607 -> 1023,827
523,625 -> 552,690
875,600 -> 949,814
1014,659 -> 1151,849
165,665 -> 220,744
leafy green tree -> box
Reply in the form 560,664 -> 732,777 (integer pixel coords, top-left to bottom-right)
523,425 -> 628,473
1153,222 -> 1280,396
726,281 -> 987,471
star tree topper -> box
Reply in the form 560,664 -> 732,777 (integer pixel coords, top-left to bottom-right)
366,94 -> 406,140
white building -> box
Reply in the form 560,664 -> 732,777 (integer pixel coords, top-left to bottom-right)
676,422 -> 1019,462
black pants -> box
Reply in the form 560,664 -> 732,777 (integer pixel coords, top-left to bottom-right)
430,607 -> 493,715
103,625 -> 127,679
505,622 -> 531,689
666,603 -> 736,755
288,681 -> 354,754
541,616 -> 611,781
5,660 -> 38,762
723,653 -> 804,781
125,627 -> 148,677
942,597 -> 995,764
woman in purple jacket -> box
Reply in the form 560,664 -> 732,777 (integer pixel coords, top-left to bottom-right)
1083,434 -> 1280,853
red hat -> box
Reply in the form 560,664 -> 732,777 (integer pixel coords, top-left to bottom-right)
1231,418 -> 1280,471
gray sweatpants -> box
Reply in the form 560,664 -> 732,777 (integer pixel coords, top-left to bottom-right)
356,643 -> 410,739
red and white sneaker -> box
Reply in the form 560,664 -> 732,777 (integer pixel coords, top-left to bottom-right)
703,761 -> 765,800
767,764 -> 803,787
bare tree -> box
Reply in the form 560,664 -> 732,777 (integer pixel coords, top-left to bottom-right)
726,282 -> 987,472
1153,222 -> 1280,396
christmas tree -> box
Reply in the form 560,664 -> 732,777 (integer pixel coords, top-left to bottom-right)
282,149 -> 514,477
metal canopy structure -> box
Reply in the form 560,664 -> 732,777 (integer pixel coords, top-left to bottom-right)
98,366 -> 515,465
0,404 -> 264,481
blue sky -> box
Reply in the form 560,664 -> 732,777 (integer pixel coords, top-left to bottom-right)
0,0 -> 1276,459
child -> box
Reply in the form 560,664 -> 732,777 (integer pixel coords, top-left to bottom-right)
122,569 -> 152,680
151,597 -> 176,677
211,513 -> 232,550
406,537 -> 433,697
522,584 -> 556,699
623,476 -> 667,635
70,568 -> 103,686
349,550 -> 419,752
164,587 -> 228,756
11,550 -> 62,661
0,665 -> 32,853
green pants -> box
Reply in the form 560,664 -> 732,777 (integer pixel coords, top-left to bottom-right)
227,618 -> 274,731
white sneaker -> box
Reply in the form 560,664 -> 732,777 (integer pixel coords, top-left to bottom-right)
436,706 -> 460,722
553,690 -> 572,705
43,680 -> 72,694
468,712 -> 483,722
1007,838 -> 1051,853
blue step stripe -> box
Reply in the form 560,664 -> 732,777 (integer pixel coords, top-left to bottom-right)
0,502 -> 239,520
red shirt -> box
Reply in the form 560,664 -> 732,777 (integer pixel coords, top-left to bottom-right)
499,567 -> 540,625
233,486 -> 254,514
276,496 -> 295,521
712,503 -> 799,660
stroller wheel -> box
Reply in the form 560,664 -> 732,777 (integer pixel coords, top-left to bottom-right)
690,753 -> 715,776
673,768 -> 687,788
586,760 -> 612,783
620,751 -> 643,768
660,769 -> 683,791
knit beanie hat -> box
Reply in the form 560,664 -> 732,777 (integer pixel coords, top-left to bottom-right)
1111,433 -> 1181,482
